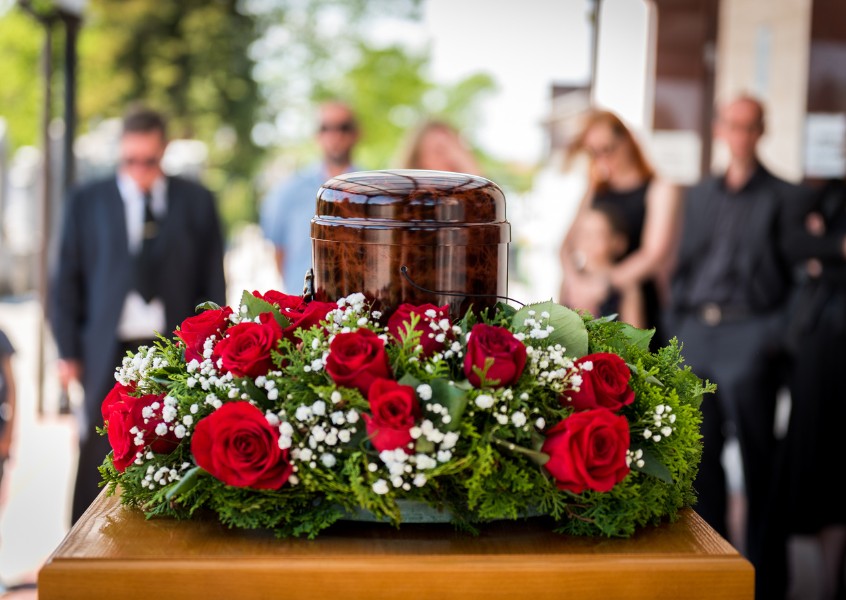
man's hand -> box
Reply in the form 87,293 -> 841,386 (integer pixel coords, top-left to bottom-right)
57,359 -> 82,390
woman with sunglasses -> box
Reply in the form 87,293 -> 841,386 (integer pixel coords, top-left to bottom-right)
558,110 -> 681,347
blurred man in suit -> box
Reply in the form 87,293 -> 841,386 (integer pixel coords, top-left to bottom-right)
667,95 -> 806,599
50,106 -> 226,523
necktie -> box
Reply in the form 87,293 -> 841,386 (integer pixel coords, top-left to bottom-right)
135,191 -> 160,302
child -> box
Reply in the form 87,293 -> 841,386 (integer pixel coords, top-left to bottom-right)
561,204 -> 646,328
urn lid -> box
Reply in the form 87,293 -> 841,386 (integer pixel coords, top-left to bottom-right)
314,169 -> 506,225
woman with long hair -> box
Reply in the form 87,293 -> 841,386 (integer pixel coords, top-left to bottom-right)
559,110 -> 681,345
396,119 -> 481,175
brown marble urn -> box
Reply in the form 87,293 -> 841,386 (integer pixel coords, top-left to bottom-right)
310,169 -> 510,320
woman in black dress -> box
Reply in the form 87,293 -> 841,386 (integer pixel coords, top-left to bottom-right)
781,177 -> 846,599
559,110 -> 681,346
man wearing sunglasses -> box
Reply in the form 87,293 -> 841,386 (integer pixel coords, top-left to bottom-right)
49,106 -> 226,524
260,100 -> 362,293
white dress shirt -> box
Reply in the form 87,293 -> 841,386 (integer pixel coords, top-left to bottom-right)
115,174 -> 168,341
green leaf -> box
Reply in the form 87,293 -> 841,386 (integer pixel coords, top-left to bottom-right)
629,444 -> 674,484
165,466 -> 205,501
590,313 -> 618,324
619,323 -> 655,352
398,374 -> 467,431
398,373 -> 421,388
429,378 -> 468,432
239,290 -> 290,329
512,301 -> 588,357
491,436 -> 550,466
239,378 -> 271,408
415,438 -> 435,453
195,300 -> 222,312
494,301 -> 518,320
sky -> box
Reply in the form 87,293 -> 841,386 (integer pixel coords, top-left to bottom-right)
421,0 -> 593,165
375,0 -> 651,166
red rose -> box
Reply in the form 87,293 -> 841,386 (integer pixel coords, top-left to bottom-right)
252,290 -> 335,341
362,378 -> 420,452
463,323 -> 527,388
101,383 -> 178,472
387,303 -> 452,357
191,401 -> 293,489
175,306 -> 233,363
564,353 -> 634,412
214,313 -> 283,378
542,408 -> 631,494
325,328 -> 391,396
253,290 -> 302,311
281,300 -> 336,341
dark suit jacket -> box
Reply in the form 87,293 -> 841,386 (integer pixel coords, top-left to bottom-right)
671,164 -> 806,314
49,175 -> 226,423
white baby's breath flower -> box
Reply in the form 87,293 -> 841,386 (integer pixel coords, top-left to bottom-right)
441,431 -> 459,450
475,394 -> 494,409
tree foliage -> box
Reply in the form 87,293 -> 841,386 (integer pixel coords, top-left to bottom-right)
0,0 -> 529,235
0,8 -> 46,150
78,0 -> 263,230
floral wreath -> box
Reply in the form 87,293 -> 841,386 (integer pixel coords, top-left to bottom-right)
99,290 -> 709,538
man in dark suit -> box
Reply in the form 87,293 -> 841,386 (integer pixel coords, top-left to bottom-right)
50,107 -> 226,524
667,95 -> 805,600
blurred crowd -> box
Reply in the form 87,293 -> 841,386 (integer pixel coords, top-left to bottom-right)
0,92 -> 844,600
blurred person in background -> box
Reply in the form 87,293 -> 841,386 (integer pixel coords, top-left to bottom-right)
558,109 -> 680,349
0,328 -> 15,496
666,94 -> 806,600
260,100 -> 362,294
0,328 -> 16,594
50,106 -> 226,524
780,173 -> 846,600
396,119 -> 482,175
561,203 -> 645,328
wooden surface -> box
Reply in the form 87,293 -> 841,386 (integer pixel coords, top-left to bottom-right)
38,490 -> 753,599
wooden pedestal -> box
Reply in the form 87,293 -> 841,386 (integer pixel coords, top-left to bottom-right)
38,490 -> 753,599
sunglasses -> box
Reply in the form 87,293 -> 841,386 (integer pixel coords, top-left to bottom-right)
122,157 -> 159,168
319,121 -> 356,134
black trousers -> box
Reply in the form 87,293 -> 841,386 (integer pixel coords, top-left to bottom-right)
70,339 -> 154,524
668,312 -> 788,600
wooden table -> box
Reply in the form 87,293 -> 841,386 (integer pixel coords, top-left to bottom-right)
38,490 -> 753,599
